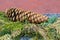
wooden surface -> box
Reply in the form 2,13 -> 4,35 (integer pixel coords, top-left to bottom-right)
0,0 -> 60,13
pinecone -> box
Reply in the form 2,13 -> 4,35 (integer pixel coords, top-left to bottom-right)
5,8 -> 48,23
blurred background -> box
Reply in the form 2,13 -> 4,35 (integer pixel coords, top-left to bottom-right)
0,0 -> 60,14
